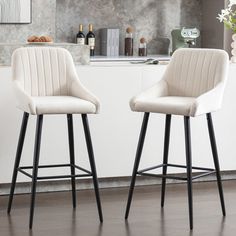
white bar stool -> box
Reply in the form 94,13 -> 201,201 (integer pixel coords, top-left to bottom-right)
7,47 -> 103,228
125,48 -> 229,230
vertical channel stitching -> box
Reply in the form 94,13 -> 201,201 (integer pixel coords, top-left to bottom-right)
41,49 -> 47,96
49,49 -> 54,96
20,54 -> 26,90
26,48 -> 32,95
56,49 -> 61,96
197,51 -> 207,96
190,51 -> 200,96
34,48 -> 40,96
206,52 -> 214,92
183,51 -> 193,96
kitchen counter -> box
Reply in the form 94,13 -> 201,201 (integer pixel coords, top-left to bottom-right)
90,55 -> 171,62
88,55 -> 170,67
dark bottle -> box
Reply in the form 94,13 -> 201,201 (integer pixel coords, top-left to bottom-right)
86,24 -> 96,56
125,27 -> 133,56
76,24 -> 85,45
138,37 -> 147,56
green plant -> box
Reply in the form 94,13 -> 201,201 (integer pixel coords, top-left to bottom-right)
217,0 -> 236,32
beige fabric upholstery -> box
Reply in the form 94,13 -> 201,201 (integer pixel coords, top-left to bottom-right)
130,48 -> 229,117
12,47 -> 99,115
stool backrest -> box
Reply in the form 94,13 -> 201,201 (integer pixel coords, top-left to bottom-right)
163,48 -> 229,97
12,47 -> 76,96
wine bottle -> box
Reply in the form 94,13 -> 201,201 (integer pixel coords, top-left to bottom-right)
76,24 -> 85,45
86,24 -> 96,56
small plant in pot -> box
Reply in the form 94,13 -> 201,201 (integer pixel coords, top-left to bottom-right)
217,0 -> 236,62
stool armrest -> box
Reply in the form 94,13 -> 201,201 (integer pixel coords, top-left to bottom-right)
69,76 -> 100,114
190,82 -> 225,117
13,81 -> 36,115
64,51 -> 100,114
130,80 -> 168,111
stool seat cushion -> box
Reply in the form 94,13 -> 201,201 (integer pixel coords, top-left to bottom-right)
131,81 -> 225,117
133,96 -> 196,116
30,96 -> 96,115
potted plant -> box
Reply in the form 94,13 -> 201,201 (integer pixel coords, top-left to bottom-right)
217,0 -> 236,62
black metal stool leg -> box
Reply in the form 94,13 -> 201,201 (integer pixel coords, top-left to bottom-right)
161,114 -> 171,207
67,114 -> 76,208
125,112 -> 150,219
206,113 -> 226,216
8,112 -> 29,214
29,115 -> 43,229
82,114 -> 103,222
184,116 -> 193,230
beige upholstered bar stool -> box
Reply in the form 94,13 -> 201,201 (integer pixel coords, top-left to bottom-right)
125,48 -> 229,230
7,47 -> 103,228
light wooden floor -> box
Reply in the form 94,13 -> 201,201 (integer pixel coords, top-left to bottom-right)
1,180 -> 236,236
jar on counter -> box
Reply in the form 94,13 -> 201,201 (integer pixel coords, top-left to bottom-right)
139,37 -> 147,56
125,27 -> 133,56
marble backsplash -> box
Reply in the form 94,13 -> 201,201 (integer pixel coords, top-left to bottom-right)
56,0 -> 201,55
0,0 -> 202,56
0,43 -> 90,66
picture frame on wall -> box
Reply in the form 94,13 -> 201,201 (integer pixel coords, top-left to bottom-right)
0,0 -> 32,24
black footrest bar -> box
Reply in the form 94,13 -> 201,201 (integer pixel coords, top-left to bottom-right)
138,172 -> 187,181
167,163 -> 214,171
19,164 -> 71,169
73,164 -> 92,175
18,168 -> 32,178
138,163 -> 215,174
17,163 -> 92,180
138,164 -> 166,173
137,163 -> 216,181
37,173 -> 92,180
191,171 -> 216,180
